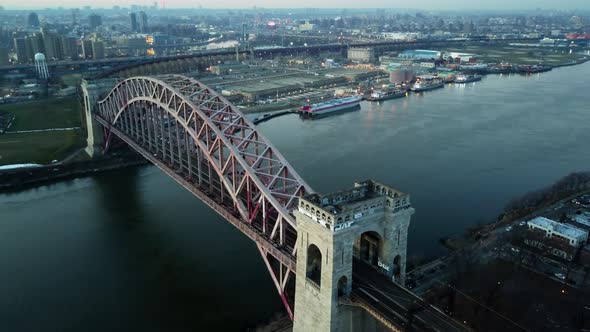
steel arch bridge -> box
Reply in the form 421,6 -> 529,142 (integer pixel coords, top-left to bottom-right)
95,75 -> 313,318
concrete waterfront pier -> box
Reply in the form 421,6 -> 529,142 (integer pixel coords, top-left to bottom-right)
293,180 -> 414,332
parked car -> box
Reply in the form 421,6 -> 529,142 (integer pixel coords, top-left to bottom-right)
405,279 -> 417,289
505,226 -> 513,232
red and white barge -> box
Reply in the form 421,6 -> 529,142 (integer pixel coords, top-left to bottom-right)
298,95 -> 362,116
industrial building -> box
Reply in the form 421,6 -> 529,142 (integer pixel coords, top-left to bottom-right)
222,73 -> 345,101
348,47 -> 375,63
209,63 -> 251,75
217,68 -> 380,102
446,52 -> 477,63
398,49 -> 441,60
527,217 -> 588,247
386,63 -> 416,84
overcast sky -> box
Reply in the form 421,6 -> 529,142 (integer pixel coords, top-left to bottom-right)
2,0 -> 590,10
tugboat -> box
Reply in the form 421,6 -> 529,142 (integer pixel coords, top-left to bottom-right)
366,88 -> 407,102
454,73 -> 482,83
299,95 -> 362,117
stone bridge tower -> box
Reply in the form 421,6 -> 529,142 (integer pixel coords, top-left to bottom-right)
81,79 -> 119,157
293,180 -> 414,332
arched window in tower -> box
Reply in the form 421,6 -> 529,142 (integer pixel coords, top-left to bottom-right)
306,244 -> 322,287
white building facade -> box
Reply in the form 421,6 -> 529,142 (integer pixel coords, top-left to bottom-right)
527,216 -> 588,247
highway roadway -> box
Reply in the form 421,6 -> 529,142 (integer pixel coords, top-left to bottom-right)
0,37 -> 540,77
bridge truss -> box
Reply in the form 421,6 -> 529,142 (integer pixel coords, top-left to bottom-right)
96,75 -> 313,318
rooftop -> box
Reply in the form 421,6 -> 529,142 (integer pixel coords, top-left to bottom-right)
302,180 -> 406,215
528,217 -> 588,239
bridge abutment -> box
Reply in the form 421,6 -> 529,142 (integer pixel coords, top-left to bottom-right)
293,180 -> 414,332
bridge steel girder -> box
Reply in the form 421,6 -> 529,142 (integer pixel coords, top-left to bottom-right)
96,75 -> 313,319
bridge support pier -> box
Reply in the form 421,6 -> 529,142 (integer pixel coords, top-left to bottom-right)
82,82 -> 104,157
293,180 -> 414,332
81,79 -> 119,157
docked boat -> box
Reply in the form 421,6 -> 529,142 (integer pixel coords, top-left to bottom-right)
519,64 -> 552,74
366,89 -> 407,102
299,95 -> 362,116
410,77 -> 445,92
459,63 -> 488,73
454,74 -> 482,83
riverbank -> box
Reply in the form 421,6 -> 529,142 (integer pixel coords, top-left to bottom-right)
439,171 -> 590,252
0,150 -> 148,192
0,108 -> 298,192
0,96 -> 86,165
447,44 -> 589,68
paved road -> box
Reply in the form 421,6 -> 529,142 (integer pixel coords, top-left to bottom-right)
498,246 -> 588,287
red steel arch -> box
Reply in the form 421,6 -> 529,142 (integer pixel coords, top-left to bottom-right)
95,75 -> 313,318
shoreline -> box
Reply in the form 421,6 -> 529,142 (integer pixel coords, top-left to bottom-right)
0,151 -> 148,192
439,172 -> 590,252
2,58 -> 588,192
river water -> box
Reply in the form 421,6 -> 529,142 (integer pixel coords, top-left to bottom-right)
2,62 -> 590,331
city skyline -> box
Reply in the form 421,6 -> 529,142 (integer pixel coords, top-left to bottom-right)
2,0 -> 590,11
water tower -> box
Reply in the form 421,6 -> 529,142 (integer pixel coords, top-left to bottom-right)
34,53 -> 49,80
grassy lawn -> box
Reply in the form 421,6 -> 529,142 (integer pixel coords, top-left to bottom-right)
0,130 -> 86,165
0,97 -> 82,131
60,73 -> 83,87
447,45 -> 587,66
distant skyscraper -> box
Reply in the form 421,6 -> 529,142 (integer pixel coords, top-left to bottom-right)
71,8 -> 78,25
139,11 -> 148,33
130,12 -> 138,32
42,39 -> 54,60
13,37 -> 28,63
91,40 -> 105,59
26,34 -> 45,57
34,53 -> 49,79
466,21 -> 475,34
27,12 -> 40,27
61,35 -> 78,59
81,39 -> 93,59
0,47 -> 8,65
41,29 -> 62,60
88,14 -> 102,30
